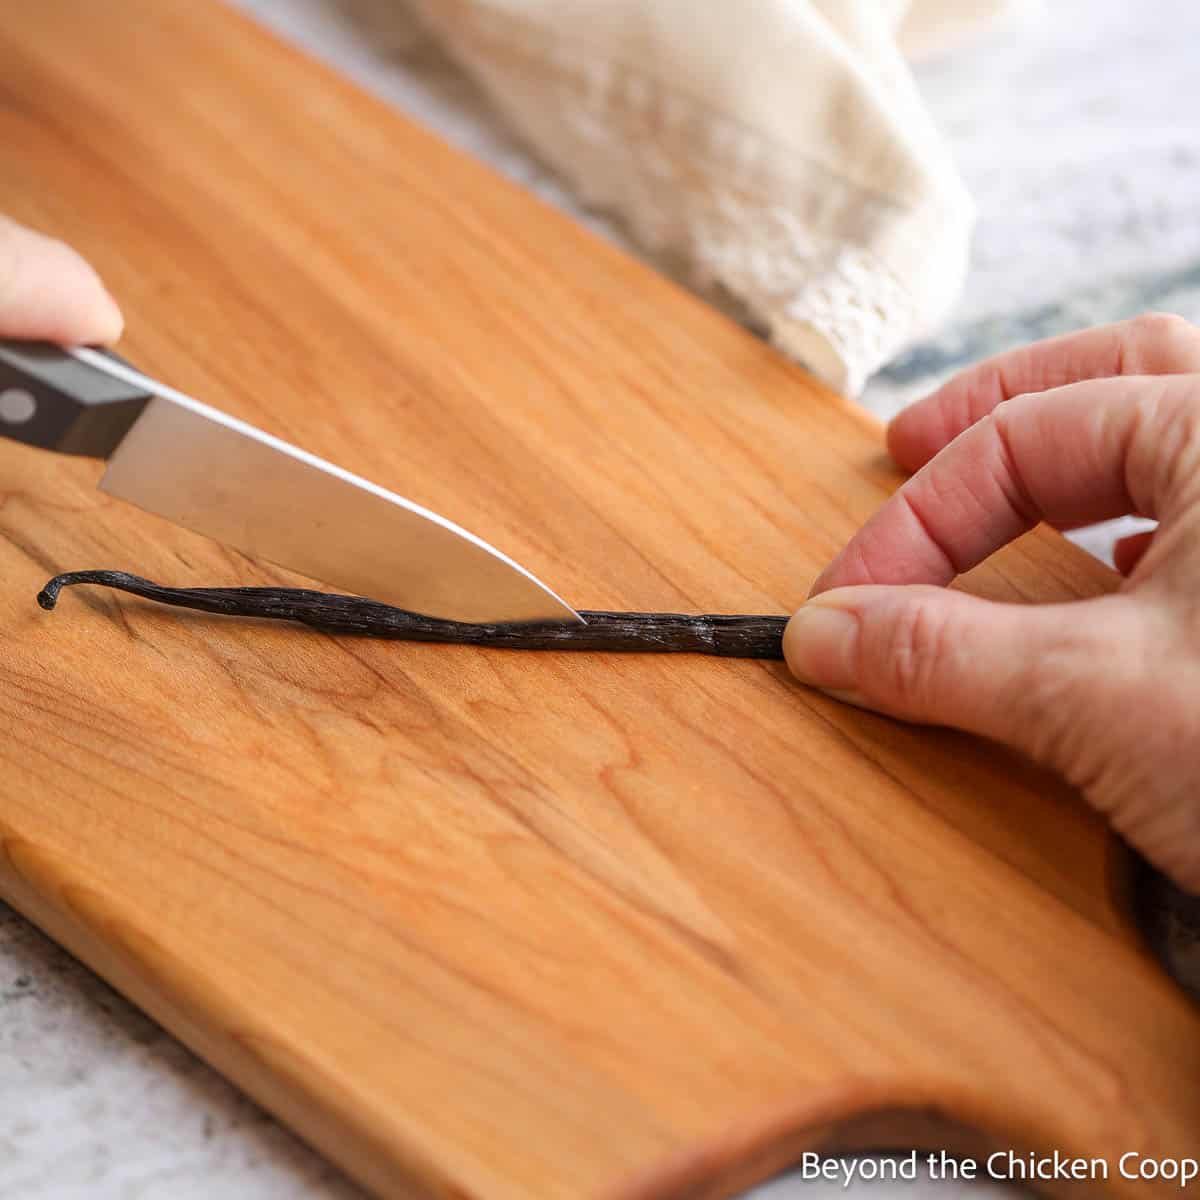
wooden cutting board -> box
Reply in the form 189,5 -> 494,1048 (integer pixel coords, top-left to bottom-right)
1,3 -> 1197,1197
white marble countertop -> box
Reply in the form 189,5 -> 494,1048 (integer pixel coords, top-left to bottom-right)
2,2 -> 1198,1196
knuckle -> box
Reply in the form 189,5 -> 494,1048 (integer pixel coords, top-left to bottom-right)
1126,311 -> 1200,373
1005,653 -> 1089,769
987,400 -> 1011,430
988,396 -> 1021,423
1026,615 -> 1189,797
873,597 -> 954,714
1002,612 -> 1146,777
991,596 -> 1200,893
1130,310 -> 1192,340
987,394 -> 1037,444
1140,378 -> 1200,508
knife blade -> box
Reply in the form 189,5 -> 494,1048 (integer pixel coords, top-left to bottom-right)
0,340 -> 581,625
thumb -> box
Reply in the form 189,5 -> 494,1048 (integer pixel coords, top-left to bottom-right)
0,215 -> 123,345
783,585 -> 1135,760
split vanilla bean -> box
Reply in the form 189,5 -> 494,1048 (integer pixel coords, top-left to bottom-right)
37,571 -> 788,659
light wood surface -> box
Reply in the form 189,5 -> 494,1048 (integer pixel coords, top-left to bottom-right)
0,3 -> 1197,1197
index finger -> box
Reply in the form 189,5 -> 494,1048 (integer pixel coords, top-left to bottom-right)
811,373 -> 1197,595
888,314 -> 1200,474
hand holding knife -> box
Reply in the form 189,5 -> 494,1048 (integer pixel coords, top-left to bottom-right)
0,338 -> 580,625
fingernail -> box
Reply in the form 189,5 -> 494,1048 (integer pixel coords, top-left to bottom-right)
783,599 -> 864,703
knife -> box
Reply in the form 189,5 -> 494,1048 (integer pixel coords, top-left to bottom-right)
0,339 -> 581,626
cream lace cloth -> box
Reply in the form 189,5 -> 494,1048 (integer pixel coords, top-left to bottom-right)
406,0 -> 1029,394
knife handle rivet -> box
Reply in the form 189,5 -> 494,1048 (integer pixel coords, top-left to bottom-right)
0,387 -> 36,425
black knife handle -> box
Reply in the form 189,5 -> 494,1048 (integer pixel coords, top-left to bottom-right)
0,340 -> 153,459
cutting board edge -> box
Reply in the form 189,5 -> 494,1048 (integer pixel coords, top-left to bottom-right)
0,822 -> 1151,1200
0,826 -> 441,1200
612,1096 -> 1117,1200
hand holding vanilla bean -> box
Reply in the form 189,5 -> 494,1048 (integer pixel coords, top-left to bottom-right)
785,315 -> 1200,892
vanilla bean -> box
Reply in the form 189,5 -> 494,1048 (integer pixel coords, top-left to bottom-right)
37,571 -> 788,659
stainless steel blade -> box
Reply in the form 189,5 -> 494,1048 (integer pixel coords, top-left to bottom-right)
68,348 -> 582,625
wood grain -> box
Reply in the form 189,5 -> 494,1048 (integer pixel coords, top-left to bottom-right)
0,3 -> 1197,1198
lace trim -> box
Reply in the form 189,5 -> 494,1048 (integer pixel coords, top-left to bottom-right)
415,1 -> 970,393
